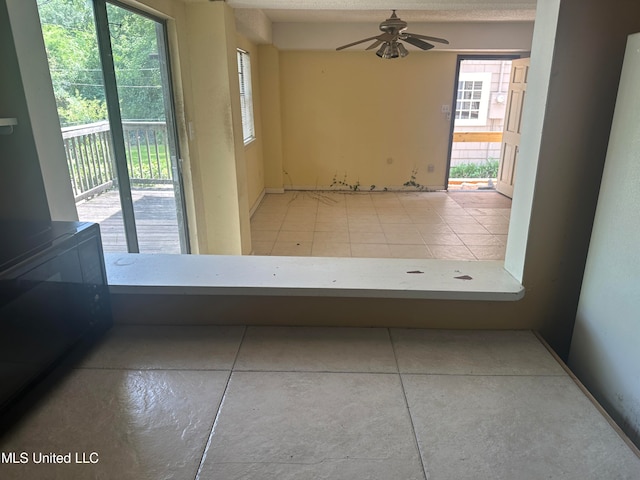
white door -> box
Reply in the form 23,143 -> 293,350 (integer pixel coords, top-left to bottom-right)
496,58 -> 530,198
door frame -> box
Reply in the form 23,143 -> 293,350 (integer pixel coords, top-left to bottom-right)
444,54 -> 522,189
94,0 -> 138,252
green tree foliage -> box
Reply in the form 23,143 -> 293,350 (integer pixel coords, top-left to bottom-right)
38,0 -> 103,125
58,93 -> 108,126
37,0 -> 165,126
106,2 -> 164,121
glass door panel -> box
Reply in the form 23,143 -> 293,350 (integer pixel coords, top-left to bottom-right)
105,1 -> 189,253
38,0 -> 128,253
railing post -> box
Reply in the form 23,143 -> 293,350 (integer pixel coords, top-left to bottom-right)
62,120 -> 171,200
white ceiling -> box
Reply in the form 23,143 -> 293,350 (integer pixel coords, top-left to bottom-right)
221,0 -> 536,50
257,9 -> 535,23
225,0 -> 537,23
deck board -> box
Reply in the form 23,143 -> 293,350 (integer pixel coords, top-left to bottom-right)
76,187 -> 182,254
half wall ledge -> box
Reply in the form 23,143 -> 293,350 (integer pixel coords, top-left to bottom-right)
104,254 -> 525,302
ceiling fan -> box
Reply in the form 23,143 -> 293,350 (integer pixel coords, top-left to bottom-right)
336,10 -> 449,59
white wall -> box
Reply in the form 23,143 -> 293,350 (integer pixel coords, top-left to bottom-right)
568,33 -> 640,447
5,0 -> 77,221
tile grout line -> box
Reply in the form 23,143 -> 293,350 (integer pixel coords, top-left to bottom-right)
193,325 -> 248,480
387,328 -> 429,480
398,371 -> 568,378
231,368 -> 401,375
258,191 -> 509,260
76,366 -> 241,372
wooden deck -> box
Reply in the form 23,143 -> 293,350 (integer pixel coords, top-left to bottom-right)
76,187 -> 182,254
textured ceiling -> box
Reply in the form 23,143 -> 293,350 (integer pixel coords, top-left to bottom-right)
225,0 -> 537,23
258,9 -> 535,23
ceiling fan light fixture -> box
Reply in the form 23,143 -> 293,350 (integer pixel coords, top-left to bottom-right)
397,42 -> 409,58
387,42 -> 400,58
377,42 -> 400,59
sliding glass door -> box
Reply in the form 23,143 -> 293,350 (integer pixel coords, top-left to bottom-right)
38,0 -> 189,253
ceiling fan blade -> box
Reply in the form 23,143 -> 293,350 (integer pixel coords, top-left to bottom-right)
366,40 -> 383,51
404,32 -> 449,44
376,32 -> 396,43
336,35 -> 381,51
402,36 -> 434,51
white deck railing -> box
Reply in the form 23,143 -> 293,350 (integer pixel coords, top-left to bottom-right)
61,120 -> 173,201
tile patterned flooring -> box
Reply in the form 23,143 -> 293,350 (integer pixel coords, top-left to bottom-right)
1,327 -> 639,479
251,191 -> 512,260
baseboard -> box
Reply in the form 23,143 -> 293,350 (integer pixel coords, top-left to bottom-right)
249,189 -> 266,217
534,332 -> 640,458
282,185 -> 446,192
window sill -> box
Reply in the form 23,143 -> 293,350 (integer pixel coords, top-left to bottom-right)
104,254 -> 524,301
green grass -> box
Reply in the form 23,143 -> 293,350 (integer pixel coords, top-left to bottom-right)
126,144 -> 171,180
449,159 -> 499,178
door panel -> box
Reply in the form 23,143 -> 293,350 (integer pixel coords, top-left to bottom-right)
496,58 -> 530,198
105,2 -> 189,253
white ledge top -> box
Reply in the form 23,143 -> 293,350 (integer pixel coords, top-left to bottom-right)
104,253 -> 524,301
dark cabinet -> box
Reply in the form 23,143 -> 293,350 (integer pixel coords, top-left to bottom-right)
0,221 -> 112,424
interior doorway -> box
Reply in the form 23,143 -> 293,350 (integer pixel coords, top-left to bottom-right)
446,56 -> 519,191
37,0 -> 189,253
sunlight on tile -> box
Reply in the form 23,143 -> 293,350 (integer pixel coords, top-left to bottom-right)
251,191 -> 511,261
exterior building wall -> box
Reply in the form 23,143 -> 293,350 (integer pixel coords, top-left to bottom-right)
450,59 -> 512,169
450,141 -> 502,167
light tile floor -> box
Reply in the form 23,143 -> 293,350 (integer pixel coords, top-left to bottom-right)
1,327 -> 639,479
251,191 -> 512,260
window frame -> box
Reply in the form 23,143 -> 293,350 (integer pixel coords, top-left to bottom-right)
455,72 -> 492,127
237,48 -> 255,145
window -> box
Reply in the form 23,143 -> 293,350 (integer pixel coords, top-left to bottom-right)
237,49 -> 255,144
455,72 -> 491,126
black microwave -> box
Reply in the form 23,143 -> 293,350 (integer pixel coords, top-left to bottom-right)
0,221 -> 112,426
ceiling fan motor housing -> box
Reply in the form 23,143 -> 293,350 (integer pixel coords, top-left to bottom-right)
379,11 -> 408,35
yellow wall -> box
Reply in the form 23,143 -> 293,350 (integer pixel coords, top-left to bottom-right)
185,2 -> 251,255
237,35 -> 266,211
279,51 -> 458,190
127,0 -> 253,255
258,44 -> 285,192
